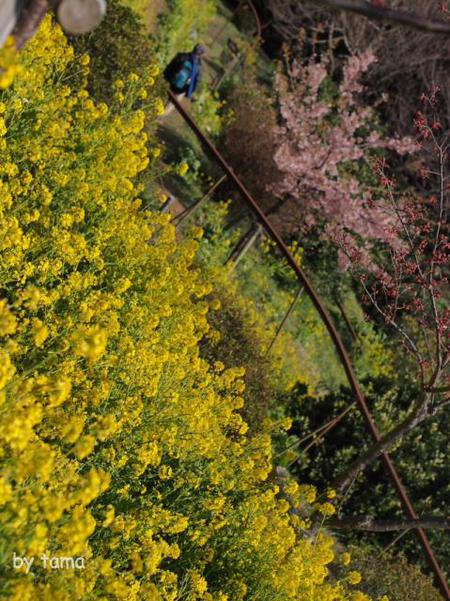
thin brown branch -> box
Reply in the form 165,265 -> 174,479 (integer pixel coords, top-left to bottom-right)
300,404 -> 352,454
428,143 -> 446,371
360,279 -> 424,375
173,175 -> 227,226
275,402 -> 356,460
328,515 -> 450,531
265,285 -> 304,355
314,0 -> 450,34
331,394 -> 432,492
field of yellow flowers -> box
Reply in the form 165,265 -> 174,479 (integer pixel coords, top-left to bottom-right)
0,17 -> 372,601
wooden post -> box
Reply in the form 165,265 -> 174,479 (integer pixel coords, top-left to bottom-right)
210,0 -> 245,46
173,174 -> 227,227
265,285 -> 304,356
159,195 -> 176,214
213,51 -> 242,91
335,297 -> 358,343
226,223 -> 262,271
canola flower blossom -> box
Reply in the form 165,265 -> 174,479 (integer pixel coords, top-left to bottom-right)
0,17 -> 375,601
0,38 -> 22,89
177,161 -> 190,177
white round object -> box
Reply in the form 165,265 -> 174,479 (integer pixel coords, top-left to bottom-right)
57,0 -> 106,35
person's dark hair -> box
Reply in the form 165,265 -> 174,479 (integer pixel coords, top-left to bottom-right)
193,43 -> 206,56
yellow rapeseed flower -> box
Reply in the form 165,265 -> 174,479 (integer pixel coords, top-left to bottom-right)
348,571 -> 362,585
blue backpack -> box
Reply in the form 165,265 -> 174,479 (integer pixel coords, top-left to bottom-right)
171,59 -> 194,91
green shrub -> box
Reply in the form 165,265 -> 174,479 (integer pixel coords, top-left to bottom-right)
349,545 -> 444,601
192,88 -> 233,137
281,377 -> 450,577
203,283 -> 285,431
70,0 -> 157,103
182,202 -> 302,431
121,0 -> 149,18
154,0 -> 216,64
221,74 -> 282,215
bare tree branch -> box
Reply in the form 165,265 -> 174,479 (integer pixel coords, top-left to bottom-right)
331,400 -> 429,493
314,0 -> 450,34
328,515 -> 450,531
12,0 -> 48,49
276,469 -> 450,531
10,0 -> 105,49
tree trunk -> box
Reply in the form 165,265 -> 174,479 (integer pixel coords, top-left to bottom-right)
332,401 -> 429,493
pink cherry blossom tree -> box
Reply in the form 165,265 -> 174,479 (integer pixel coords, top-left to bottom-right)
271,50 -> 417,270
272,53 -> 449,492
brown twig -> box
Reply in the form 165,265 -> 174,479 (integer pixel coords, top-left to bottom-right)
265,285 -> 304,355
328,516 -> 450,531
315,0 -> 450,34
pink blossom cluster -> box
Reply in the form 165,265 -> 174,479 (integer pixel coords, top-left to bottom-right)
272,51 -> 417,270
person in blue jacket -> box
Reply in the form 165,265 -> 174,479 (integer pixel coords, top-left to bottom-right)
162,44 -> 206,114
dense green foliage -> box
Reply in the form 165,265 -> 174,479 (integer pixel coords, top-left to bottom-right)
281,378 -> 450,577
70,0 -> 156,103
154,0 -> 216,63
349,545 -> 443,601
